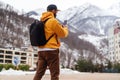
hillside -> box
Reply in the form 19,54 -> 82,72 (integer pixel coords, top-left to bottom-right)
0,2 -> 34,49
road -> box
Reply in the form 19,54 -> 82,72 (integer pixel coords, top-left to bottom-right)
0,73 -> 120,80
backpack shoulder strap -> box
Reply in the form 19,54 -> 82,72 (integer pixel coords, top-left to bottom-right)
43,18 -> 58,44
46,34 -> 55,42
43,18 -> 50,23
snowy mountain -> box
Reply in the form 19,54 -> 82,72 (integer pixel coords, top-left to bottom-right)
26,8 -> 45,19
57,3 -> 103,21
26,3 -> 120,67
57,4 -> 119,35
27,3 -> 120,35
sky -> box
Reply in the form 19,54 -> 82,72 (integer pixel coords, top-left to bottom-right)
0,0 -> 120,12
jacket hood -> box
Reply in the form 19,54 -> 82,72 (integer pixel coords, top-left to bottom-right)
40,12 -> 54,21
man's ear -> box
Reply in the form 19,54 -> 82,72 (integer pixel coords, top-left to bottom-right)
51,9 -> 55,12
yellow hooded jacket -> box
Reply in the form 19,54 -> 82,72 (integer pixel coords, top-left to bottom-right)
39,12 -> 68,49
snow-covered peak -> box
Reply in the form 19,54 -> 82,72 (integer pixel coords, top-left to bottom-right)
57,6 -> 78,21
78,34 -> 107,48
27,8 -> 45,20
57,3 -> 103,22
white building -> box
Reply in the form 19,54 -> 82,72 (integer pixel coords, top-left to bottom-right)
108,19 -> 120,63
0,48 -> 38,69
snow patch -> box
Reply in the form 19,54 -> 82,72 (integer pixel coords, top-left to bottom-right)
0,68 -> 80,75
78,34 -> 105,48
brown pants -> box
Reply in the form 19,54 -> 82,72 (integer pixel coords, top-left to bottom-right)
33,49 -> 59,80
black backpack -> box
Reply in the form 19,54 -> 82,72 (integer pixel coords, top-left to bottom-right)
29,19 -> 54,46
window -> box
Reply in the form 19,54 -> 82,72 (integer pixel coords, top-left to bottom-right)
15,52 -> 20,55
6,51 -> 12,54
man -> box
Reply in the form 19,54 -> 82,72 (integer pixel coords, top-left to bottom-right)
33,4 -> 68,80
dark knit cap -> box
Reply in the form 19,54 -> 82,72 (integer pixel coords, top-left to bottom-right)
47,4 -> 59,11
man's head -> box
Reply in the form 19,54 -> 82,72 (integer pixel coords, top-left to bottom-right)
47,4 -> 59,17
